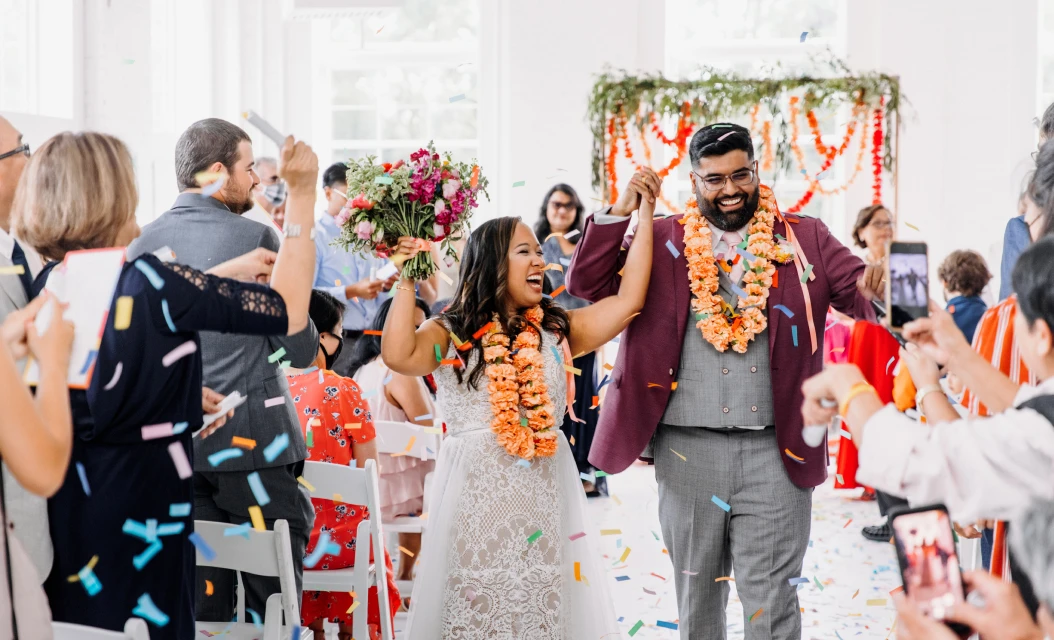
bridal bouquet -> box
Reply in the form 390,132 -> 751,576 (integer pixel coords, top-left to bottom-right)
335,142 -> 489,281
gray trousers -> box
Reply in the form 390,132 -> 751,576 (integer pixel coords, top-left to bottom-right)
194,462 -> 315,623
655,425 -> 812,640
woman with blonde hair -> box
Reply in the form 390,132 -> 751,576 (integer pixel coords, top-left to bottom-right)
12,131 -> 320,636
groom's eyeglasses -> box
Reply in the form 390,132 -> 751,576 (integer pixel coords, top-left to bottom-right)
692,163 -> 758,192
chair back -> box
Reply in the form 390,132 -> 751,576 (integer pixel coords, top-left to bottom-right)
53,618 -> 150,639
373,420 -> 441,461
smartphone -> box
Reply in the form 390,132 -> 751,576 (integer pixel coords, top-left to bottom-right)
890,504 -> 971,638
886,241 -> 929,330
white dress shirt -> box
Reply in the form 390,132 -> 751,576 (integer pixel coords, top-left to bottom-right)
857,377 -> 1054,523
243,206 -> 284,245
0,228 -> 43,277
593,210 -> 747,257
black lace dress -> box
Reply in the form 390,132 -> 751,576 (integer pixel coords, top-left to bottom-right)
40,254 -> 288,639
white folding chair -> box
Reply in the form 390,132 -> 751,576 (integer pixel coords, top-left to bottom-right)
373,420 -> 441,597
193,519 -> 308,640
301,459 -> 394,640
52,618 -> 150,639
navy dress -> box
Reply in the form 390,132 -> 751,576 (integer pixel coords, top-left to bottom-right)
40,254 -> 288,639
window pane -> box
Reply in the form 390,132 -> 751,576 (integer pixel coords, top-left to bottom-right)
362,0 -> 478,46
431,108 -> 477,139
333,70 -> 377,106
380,148 -> 417,163
333,148 -> 371,164
0,0 -> 30,113
333,111 -> 377,139
380,108 -> 426,140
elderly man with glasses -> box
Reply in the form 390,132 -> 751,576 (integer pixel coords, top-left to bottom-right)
0,115 -> 51,585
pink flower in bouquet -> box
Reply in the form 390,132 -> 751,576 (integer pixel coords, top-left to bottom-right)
390,159 -> 405,171
351,193 -> 374,210
433,223 -> 446,241
434,198 -> 446,216
335,205 -> 353,226
436,210 -> 453,226
442,179 -> 461,200
355,220 -> 375,241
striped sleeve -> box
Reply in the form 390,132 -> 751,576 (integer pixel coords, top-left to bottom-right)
962,296 -> 1035,416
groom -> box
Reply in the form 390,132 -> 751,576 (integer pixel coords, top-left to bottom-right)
567,123 -> 883,639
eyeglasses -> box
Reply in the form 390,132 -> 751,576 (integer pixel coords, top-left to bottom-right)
549,201 -> 576,211
691,163 -> 757,191
869,220 -> 893,230
0,143 -> 29,162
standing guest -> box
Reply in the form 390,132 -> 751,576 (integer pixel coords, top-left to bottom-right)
347,296 -> 436,585
938,249 -> 991,344
567,124 -> 884,639
314,162 -> 396,374
14,131 -> 318,637
244,155 -> 286,237
126,118 -> 320,628
287,290 -> 399,640
0,115 -> 52,585
535,184 -> 605,496
0,293 -> 74,635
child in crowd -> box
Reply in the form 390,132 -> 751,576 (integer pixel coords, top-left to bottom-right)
938,249 -> 992,344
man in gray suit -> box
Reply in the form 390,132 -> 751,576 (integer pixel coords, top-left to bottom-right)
0,115 -> 51,584
127,118 -> 318,620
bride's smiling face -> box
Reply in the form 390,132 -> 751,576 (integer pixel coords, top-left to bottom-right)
504,222 -> 547,311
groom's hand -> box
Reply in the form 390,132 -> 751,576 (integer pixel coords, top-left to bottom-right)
611,168 -> 663,217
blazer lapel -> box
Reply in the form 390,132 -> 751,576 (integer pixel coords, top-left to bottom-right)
767,217 -> 789,358
671,216 -> 692,339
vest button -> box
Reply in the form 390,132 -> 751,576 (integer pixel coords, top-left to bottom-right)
722,407 -> 729,413
750,366 -> 757,373
751,405 -> 758,412
722,368 -> 729,374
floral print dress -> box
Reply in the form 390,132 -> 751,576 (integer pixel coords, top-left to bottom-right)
286,368 -> 401,636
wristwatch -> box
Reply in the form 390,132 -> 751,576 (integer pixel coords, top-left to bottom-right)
914,384 -> 943,414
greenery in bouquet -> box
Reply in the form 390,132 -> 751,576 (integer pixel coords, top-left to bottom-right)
335,142 -> 489,281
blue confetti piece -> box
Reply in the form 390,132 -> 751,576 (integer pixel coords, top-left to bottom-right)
247,608 -> 263,629
304,531 -> 332,568
731,283 -> 749,300
134,260 -> 165,290
171,421 -> 189,434
580,471 -> 596,483
208,448 -> 243,467
449,93 -> 466,103
559,257 -> 571,266
291,626 -> 301,640
157,522 -> 183,537
800,31 -> 808,42
188,532 -> 216,561
132,592 -> 169,627
665,239 -> 680,258
550,345 -> 562,363
382,374 -> 393,385
79,567 -> 102,596
597,374 -> 611,390
615,575 -> 630,581
792,325 -> 799,347
133,540 -> 163,570
223,523 -> 252,539
773,304 -> 794,318
657,621 -> 679,630
360,389 -> 378,399
79,350 -> 97,375
788,577 -> 809,585
160,299 -> 177,332
512,180 -> 526,187
374,175 -> 394,185
734,247 -> 759,263
267,347 -> 286,363
516,459 -> 532,468
247,471 -> 271,506
169,503 -> 191,517
711,495 -> 731,512
76,462 -> 90,496
263,433 -> 290,463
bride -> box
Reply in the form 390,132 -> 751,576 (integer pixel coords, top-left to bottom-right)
381,181 -> 656,639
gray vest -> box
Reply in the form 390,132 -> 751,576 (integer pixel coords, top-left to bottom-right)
661,267 -> 776,428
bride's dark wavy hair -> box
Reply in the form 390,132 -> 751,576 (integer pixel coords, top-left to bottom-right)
441,216 -> 570,389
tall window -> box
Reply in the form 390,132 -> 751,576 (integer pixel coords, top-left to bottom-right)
0,0 -> 75,119
664,0 -> 850,233
312,0 -> 480,170
1039,0 -> 1054,123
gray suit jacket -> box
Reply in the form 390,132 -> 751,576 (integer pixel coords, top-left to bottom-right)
0,241 -> 51,583
126,193 -> 316,472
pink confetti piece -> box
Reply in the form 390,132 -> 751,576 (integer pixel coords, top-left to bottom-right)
167,442 -> 193,479
141,423 -> 175,440
162,340 -> 197,367
264,396 -> 286,408
886,356 -> 896,375
568,532 -> 586,541
103,362 -> 123,390
717,131 -> 735,141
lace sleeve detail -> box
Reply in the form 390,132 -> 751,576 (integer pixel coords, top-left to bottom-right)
165,262 -> 286,319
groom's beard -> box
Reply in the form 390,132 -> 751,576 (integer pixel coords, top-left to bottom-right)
695,186 -> 760,232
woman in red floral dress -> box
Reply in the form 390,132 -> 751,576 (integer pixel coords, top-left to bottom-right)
287,290 -> 400,640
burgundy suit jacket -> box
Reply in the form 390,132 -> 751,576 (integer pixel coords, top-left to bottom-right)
565,208 -> 875,488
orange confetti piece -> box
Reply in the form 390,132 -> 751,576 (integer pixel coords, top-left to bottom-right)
574,561 -> 582,581
569,436 -> 575,445
205,579 -> 213,596
391,436 -> 417,457
363,329 -> 383,336
647,383 -> 663,388
670,382 -> 678,390
551,284 -> 566,298
772,271 -> 779,288
783,448 -> 804,462
591,395 -> 599,408
618,267 -> 625,277
889,585 -> 904,596
650,573 -> 666,581
749,608 -> 763,622
730,317 -> 744,333
719,261 -> 732,273
440,358 -> 462,366
469,165 -> 480,188
231,436 -> 256,450
343,423 -> 361,430
843,519 -> 853,528
456,341 -> 474,352
852,589 -> 859,599
564,364 -> 582,375
472,321 -> 495,340
398,546 -> 416,558
346,600 -> 360,615
714,576 -> 735,582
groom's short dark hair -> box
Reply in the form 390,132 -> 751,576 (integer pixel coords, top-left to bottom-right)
689,123 -> 754,168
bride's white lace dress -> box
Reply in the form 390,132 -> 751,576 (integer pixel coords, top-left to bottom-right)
405,328 -> 619,639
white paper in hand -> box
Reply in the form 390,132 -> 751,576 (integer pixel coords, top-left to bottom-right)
375,262 -> 399,281
25,248 -> 126,388
242,110 -> 286,147
195,391 -> 247,436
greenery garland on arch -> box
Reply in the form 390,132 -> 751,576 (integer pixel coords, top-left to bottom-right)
586,56 -> 903,210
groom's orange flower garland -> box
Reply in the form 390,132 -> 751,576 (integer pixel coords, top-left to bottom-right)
482,306 -> 558,460
683,185 -> 793,353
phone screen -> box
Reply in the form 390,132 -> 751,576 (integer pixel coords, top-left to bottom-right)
887,242 -> 929,329
891,507 -> 967,625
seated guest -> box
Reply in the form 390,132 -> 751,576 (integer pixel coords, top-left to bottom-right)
0,294 -> 73,633
347,296 -> 436,584
13,131 -> 318,637
937,249 -> 991,344
287,289 -> 400,640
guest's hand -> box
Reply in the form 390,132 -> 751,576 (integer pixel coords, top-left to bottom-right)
2,294 -> 49,360
207,248 -> 277,283
611,168 -> 662,217
26,296 -> 75,371
953,522 -> 983,539
943,571 -> 1043,640
800,364 -> 867,426
902,301 -> 971,366
856,256 -> 886,301
381,272 -> 399,292
199,387 -> 235,439
279,136 -> 320,197
347,277 -> 384,301
899,343 -> 941,388
893,593 -> 961,640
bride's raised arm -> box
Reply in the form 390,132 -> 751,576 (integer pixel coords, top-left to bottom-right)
565,196 -> 654,355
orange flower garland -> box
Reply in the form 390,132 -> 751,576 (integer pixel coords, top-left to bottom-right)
683,185 -> 793,353
482,306 -> 558,460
